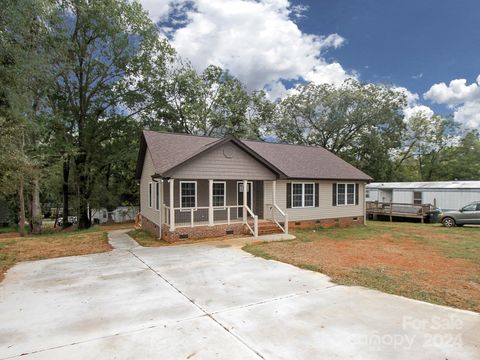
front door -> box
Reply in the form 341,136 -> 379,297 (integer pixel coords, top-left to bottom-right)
237,181 -> 253,218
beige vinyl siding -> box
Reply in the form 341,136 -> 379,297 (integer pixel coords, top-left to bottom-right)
169,143 -> 275,180
264,180 -> 365,221
140,150 -> 160,225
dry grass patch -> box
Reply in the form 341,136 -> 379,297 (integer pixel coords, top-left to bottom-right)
243,222 -> 480,312
0,223 -> 133,282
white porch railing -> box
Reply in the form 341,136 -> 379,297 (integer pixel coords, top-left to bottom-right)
244,204 -> 258,237
162,204 -> 258,237
266,203 -> 289,234
162,205 -> 251,226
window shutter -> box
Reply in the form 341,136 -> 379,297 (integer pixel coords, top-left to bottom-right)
315,183 -> 319,207
332,183 -> 337,206
286,183 -> 291,208
355,183 -> 359,205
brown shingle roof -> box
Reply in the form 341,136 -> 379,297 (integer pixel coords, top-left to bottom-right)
139,130 -> 372,181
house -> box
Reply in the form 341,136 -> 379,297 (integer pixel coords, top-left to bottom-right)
136,131 -> 372,242
366,181 -> 480,211
90,206 -> 138,224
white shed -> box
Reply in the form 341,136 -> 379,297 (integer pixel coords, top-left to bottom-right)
366,181 -> 480,211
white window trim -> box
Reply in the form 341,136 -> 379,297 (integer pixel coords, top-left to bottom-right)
413,191 -> 422,205
148,182 -> 153,208
291,182 -> 315,208
155,181 -> 160,210
179,181 -> 197,210
212,181 -> 226,209
337,183 -> 356,206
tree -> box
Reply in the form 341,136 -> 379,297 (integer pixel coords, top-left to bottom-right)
272,79 -> 407,180
49,0 -> 173,229
435,130 -> 480,180
147,62 -> 273,139
0,0 -> 57,234
400,113 -> 458,181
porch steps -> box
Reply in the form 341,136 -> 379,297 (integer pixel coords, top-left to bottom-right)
257,221 -> 284,236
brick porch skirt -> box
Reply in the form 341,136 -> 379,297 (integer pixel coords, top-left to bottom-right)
141,215 -> 250,243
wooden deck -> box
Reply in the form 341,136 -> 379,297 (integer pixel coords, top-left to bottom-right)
366,201 -> 434,223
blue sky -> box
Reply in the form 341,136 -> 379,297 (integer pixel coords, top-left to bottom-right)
142,0 -> 480,128
294,0 -> 480,114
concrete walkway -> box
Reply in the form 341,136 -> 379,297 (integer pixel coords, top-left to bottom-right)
0,231 -> 478,359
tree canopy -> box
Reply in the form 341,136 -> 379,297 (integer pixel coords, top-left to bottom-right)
1,0 -> 478,233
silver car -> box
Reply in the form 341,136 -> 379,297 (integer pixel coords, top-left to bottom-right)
440,201 -> 480,227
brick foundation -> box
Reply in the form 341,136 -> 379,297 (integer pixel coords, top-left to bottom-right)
288,216 -> 364,230
162,222 -> 250,243
141,214 -> 364,242
140,215 -> 161,237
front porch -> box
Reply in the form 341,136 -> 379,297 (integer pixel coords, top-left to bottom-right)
156,179 -> 288,241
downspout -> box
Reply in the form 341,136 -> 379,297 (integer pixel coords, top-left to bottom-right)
364,183 -> 367,225
152,177 -> 163,239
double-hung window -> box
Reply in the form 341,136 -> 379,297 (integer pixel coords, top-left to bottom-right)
213,182 -> 226,207
337,183 -> 355,206
292,183 -> 315,208
180,181 -> 197,209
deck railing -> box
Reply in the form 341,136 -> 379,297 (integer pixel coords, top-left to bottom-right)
366,201 -> 434,223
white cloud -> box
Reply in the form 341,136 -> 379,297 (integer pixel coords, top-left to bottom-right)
141,0 -> 353,93
424,75 -> 480,128
393,87 -> 434,121
140,0 -> 171,21
403,105 -> 434,121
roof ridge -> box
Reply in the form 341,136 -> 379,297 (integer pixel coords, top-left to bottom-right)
143,129 -> 221,140
242,138 -> 329,151
144,130 -> 330,151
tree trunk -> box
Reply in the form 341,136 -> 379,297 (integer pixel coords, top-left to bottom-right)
31,175 -> 42,234
54,203 -> 60,228
62,156 -> 70,228
18,177 -> 25,237
76,153 -> 91,230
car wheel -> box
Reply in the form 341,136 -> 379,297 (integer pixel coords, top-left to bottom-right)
442,217 -> 456,228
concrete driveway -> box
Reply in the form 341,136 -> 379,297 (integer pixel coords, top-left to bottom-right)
0,230 -> 479,359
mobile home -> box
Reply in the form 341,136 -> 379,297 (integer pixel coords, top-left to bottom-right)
366,181 -> 480,211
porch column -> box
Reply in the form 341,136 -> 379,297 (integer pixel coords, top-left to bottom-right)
169,179 -> 175,231
208,179 -> 214,226
272,180 -> 277,221
158,179 -> 163,238
242,179 -> 248,223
